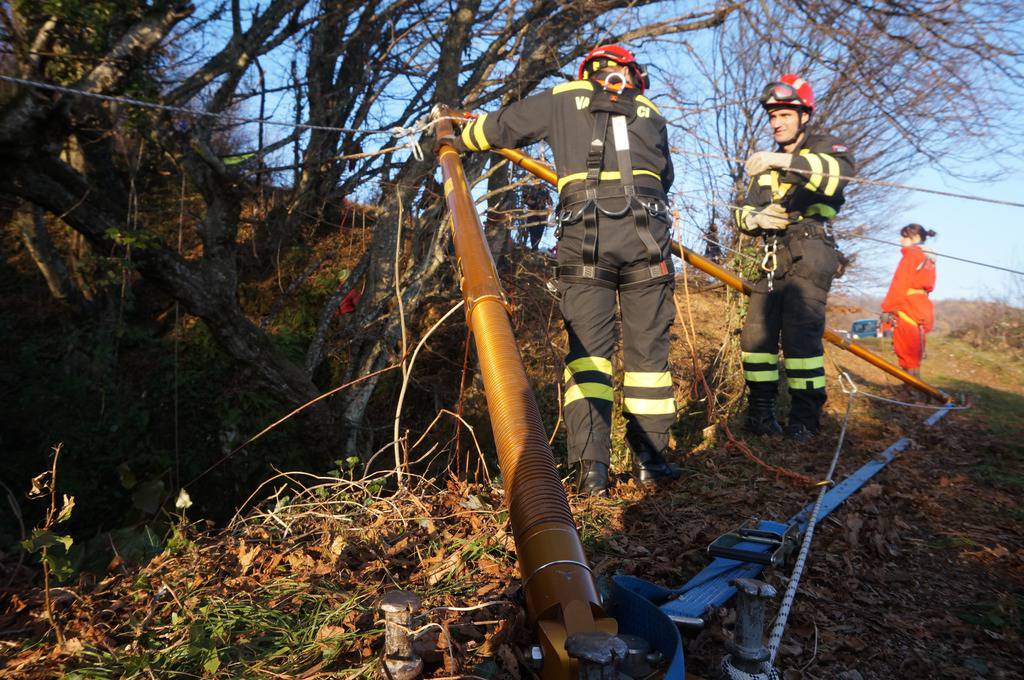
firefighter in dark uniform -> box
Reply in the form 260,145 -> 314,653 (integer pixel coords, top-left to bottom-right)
519,180 -> 551,251
736,74 -> 855,442
449,44 -> 680,494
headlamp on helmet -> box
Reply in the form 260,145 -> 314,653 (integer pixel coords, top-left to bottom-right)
578,44 -> 650,93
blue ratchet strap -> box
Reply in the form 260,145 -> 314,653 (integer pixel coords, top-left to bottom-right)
608,577 -> 685,679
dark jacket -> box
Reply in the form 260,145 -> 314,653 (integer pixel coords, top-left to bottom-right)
735,132 -> 855,232
453,80 -> 673,198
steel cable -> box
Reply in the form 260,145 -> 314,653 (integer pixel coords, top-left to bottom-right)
0,73 -> 426,136
671,146 -> 1024,210
6,74 -> 1024,210
672,190 -> 1024,276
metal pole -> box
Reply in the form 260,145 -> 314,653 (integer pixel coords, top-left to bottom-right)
490,146 -> 954,405
435,120 -> 616,680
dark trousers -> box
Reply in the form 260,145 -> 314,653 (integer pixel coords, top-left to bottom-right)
740,270 -> 830,431
557,212 -> 676,465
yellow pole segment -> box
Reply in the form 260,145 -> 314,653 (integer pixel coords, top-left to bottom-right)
436,121 -> 615,680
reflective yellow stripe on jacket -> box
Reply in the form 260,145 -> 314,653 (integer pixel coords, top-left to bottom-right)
897,311 -> 919,327
558,169 -> 661,194
460,113 -> 491,152
798,149 -> 842,197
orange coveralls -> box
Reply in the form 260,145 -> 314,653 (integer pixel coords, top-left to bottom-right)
881,245 -> 936,370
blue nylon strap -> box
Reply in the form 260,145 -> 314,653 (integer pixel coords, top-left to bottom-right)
608,403 -> 957,668
608,576 -> 686,679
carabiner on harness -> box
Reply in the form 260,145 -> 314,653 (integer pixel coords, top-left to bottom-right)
761,238 -> 778,292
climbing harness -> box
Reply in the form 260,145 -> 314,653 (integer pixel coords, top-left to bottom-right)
555,84 -> 670,289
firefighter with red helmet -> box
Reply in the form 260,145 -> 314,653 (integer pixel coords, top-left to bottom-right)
448,44 -> 680,494
736,74 -> 856,442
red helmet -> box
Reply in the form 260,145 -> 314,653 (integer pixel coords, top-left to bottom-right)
578,44 -> 649,92
759,73 -> 815,113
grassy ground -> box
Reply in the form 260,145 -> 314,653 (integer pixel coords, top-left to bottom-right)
2,268 -> 1022,679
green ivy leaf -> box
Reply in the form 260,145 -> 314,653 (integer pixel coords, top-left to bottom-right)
21,529 -> 73,554
56,494 -> 76,524
203,650 -> 221,673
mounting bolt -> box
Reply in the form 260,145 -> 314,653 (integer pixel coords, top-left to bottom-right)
617,634 -> 656,678
565,631 -> 629,680
380,590 -> 423,680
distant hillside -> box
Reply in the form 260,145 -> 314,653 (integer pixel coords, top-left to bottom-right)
830,294 -> 1023,338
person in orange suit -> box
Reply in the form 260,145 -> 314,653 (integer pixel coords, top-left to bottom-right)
880,223 -> 937,377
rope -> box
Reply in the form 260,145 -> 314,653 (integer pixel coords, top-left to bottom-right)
763,377 -> 855,668
672,146 -> 1024,210
834,368 -> 970,411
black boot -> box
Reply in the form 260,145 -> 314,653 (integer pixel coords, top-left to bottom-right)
745,391 -> 783,435
576,460 -> 610,496
637,458 -> 682,484
785,422 -> 816,443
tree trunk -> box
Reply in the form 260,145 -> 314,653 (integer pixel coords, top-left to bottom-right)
19,204 -> 85,307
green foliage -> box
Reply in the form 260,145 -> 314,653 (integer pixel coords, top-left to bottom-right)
22,490 -> 76,583
67,578 -> 378,677
21,529 -> 74,582
14,1 -> 154,84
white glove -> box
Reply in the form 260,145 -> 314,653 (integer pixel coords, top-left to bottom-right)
745,204 -> 790,232
745,151 -> 793,177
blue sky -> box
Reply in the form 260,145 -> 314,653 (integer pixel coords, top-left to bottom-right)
178,2 -> 1024,303
868,167 -> 1024,301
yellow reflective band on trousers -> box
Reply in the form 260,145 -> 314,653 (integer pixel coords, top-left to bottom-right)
623,371 -> 672,388
783,356 -> 824,369
564,356 -> 613,378
744,369 -> 780,382
787,376 -> 826,390
622,397 -> 676,415
564,382 -> 614,406
742,351 -> 779,365
557,169 -> 661,194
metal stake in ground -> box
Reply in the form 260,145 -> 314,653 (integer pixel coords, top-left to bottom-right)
721,578 -> 779,680
380,590 -> 424,680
